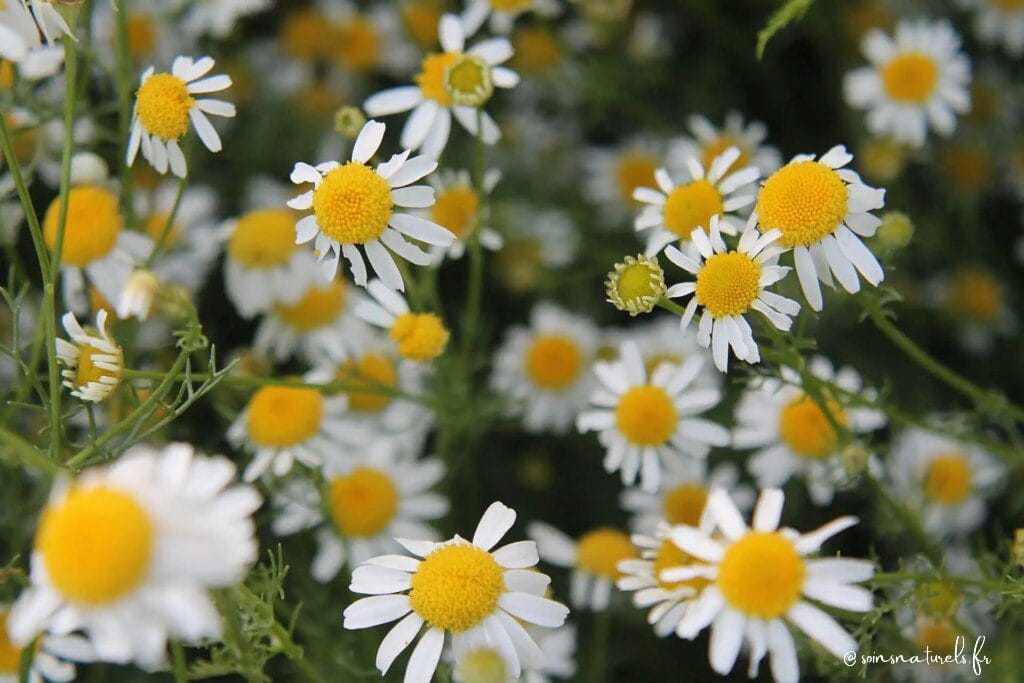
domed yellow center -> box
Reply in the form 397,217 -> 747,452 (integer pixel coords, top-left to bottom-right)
914,617 -> 957,654
328,467 -> 399,537
524,335 -> 582,390
391,312 -> 450,361
701,136 -> 750,174
43,185 -> 122,267
410,543 -> 504,632
948,268 -> 1001,322
143,212 -> 181,246
276,280 -> 347,331
38,486 -> 154,605
444,54 -> 493,106
616,384 -> 677,446
416,52 -> 460,105
246,386 -> 324,447
575,528 -> 637,579
654,539 -> 710,593
455,647 -> 507,683
923,454 -> 971,505
281,9 -> 335,60
335,18 -> 380,72
227,209 -> 299,268
881,53 -> 939,103
136,73 -> 194,141
695,251 -> 761,318
312,163 -> 393,245
431,186 -> 479,238
75,343 -> 122,389
337,353 -> 397,412
400,1 -> 442,49
778,394 -> 846,459
612,260 -> 662,304
616,152 -> 658,205
662,180 -> 723,239
126,13 -> 156,58
756,161 -> 849,248
718,532 -> 805,618
662,484 -> 708,526
511,26 -> 563,73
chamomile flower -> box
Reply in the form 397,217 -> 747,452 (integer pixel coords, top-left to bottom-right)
55,311 -> 123,403
959,0 -> 1024,56
343,501 -> 570,682
424,168 -> 504,262
462,0 -> 562,35
669,112 -> 782,178
0,608 -> 94,683
664,217 -> 800,373
888,427 -> 1005,538
525,623 -> 576,683
222,207 -> 321,319
288,120 -> 455,290
604,254 -> 666,317
7,443 -> 261,669
491,203 -> 579,292
127,56 -> 236,178
492,303 -> 598,434
629,317 -> 720,391
178,0 -> 271,38
0,0 -> 65,80
633,146 -> 760,256
356,280 -> 451,362
138,182 -> 220,294
844,20 -> 971,148
227,372 -> 349,481
528,522 -> 637,611
254,278 -> 373,363
927,266 -> 1015,354
363,15 -> 520,158
576,341 -> 729,492
669,488 -> 874,683
271,446 -> 447,582
734,357 -> 887,505
754,145 -> 886,311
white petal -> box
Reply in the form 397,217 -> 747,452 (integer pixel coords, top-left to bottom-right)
352,120 -> 387,164
473,501 -> 516,550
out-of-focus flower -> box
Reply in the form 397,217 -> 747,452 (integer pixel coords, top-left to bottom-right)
875,210 -> 914,250
55,310 -> 123,403
355,280 -> 450,362
423,168 -> 503,262
582,136 -> 665,225
178,0 -> 271,39
669,112 -> 782,179
462,0 -> 562,35
958,0 -> 1024,56
0,607 -> 94,683
0,0 -> 66,80
116,269 -> 161,321
529,522 -> 637,611
926,266 -> 1015,353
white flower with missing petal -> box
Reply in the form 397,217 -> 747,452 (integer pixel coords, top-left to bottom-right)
356,279 -> 451,362
55,311 -> 123,403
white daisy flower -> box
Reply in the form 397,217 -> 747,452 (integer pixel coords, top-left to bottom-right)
754,145 -> 886,311
7,443 -> 261,669
363,14 -> 519,158
491,202 -> 579,292
271,444 -> 447,583
888,427 -> 1006,539
633,145 -> 760,256
629,316 -> 721,392
491,303 -> 598,434
137,182 -> 220,294
254,277 -> 374,363
127,55 -> 236,178
288,120 -> 455,290
959,0 -> 1024,56
227,372 -> 349,482
423,168 -> 504,262
0,0 -> 65,80
581,135 -> 666,226
926,266 -> 1016,355
0,608 -> 94,683
177,0 -> 271,39
576,341 -> 729,493
664,216 -> 800,373
844,20 -> 971,148
528,522 -> 637,611
669,488 -> 874,683
55,311 -> 123,403
355,279 -> 451,362
324,0 -> 418,77
669,111 -> 782,179
734,357 -> 887,505
462,0 -> 562,35
343,501 -> 570,682
451,621 -> 576,683
90,0 -> 175,69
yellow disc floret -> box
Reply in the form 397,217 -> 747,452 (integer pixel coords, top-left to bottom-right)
695,252 -> 761,318
126,13 -> 157,59
701,137 -> 750,175
390,312 -> 450,361
416,53 -> 460,105
756,161 -> 849,247
717,532 -> 805,618
328,467 -> 399,537
312,162 -> 394,244
662,484 -> 708,526
37,486 -> 154,605
410,543 -> 504,632
511,26 -> 563,74
662,180 -> 724,239
654,539 -> 709,593
75,343 -> 122,390
246,386 -> 324,447
616,152 -> 658,205
400,1 -> 442,49
444,54 -> 494,106
0,611 -> 23,674
431,186 -> 479,238
136,73 -> 194,141
43,186 -> 122,267
923,454 -> 971,505
455,647 -> 508,683
575,528 -> 637,579
616,384 -> 678,446
337,353 -> 397,412
914,617 -> 958,653
276,280 -> 347,332
524,335 -> 583,390
778,394 -> 847,459
947,268 -> 1002,322
881,53 -> 939,103
606,254 -> 666,316
334,18 -> 381,72
227,209 -> 299,268
280,8 -> 335,60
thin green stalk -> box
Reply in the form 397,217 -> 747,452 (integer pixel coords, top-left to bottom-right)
587,609 -> 611,683
115,0 -> 135,224
656,297 -> 687,316
144,173 -> 188,267
267,621 -> 327,683
171,641 -> 188,683
0,426 -> 61,474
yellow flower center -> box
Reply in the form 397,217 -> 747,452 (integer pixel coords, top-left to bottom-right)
1,114 -> 35,165
611,259 -> 663,306
778,394 -> 847,459
923,454 -> 971,505
654,539 -> 710,593
390,312 -> 450,361
455,647 -> 508,683
694,251 -> 761,318
327,467 -> 399,537
75,343 -> 122,389
576,528 -> 637,579
228,209 -> 300,268
335,18 -> 380,72
919,580 -> 962,616
126,13 -> 157,58
43,185 -> 122,267
756,161 -> 849,248
246,386 -> 324,447
662,180 -> 723,239
281,9 -> 335,60
336,353 -> 397,412
312,162 -> 393,245
409,543 -> 505,632
400,1 -> 442,49
492,0 -> 531,10
0,612 -> 22,674
616,384 -> 678,446
431,186 -> 479,238
296,82 -> 342,122
662,484 -> 708,526
276,280 -> 347,331
444,54 -> 494,106
718,532 -> 805,618
947,268 -> 1002,322
644,352 -> 683,375
37,487 -> 154,605
914,618 -> 958,654
700,136 -> 750,175
143,212 -> 181,246
416,52 -> 460,106
615,152 -> 658,206
511,26 -> 563,74
0,61 -> 14,90
136,73 -> 194,141
524,335 -> 583,390
881,53 -> 939,103
993,0 -> 1024,9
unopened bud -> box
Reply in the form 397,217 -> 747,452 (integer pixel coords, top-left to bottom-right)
117,270 -> 160,321
840,444 -> 870,476
877,211 -> 914,251
334,106 -> 366,139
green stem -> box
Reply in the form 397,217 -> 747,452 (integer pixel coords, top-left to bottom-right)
144,173 -> 188,267
863,474 -> 942,565
171,641 -> 188,683
115,0 -> 135,224
655,297 -> 687,316
267,621 -> 327,683
0,427 -> 61,474
587,609 -> 611,683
